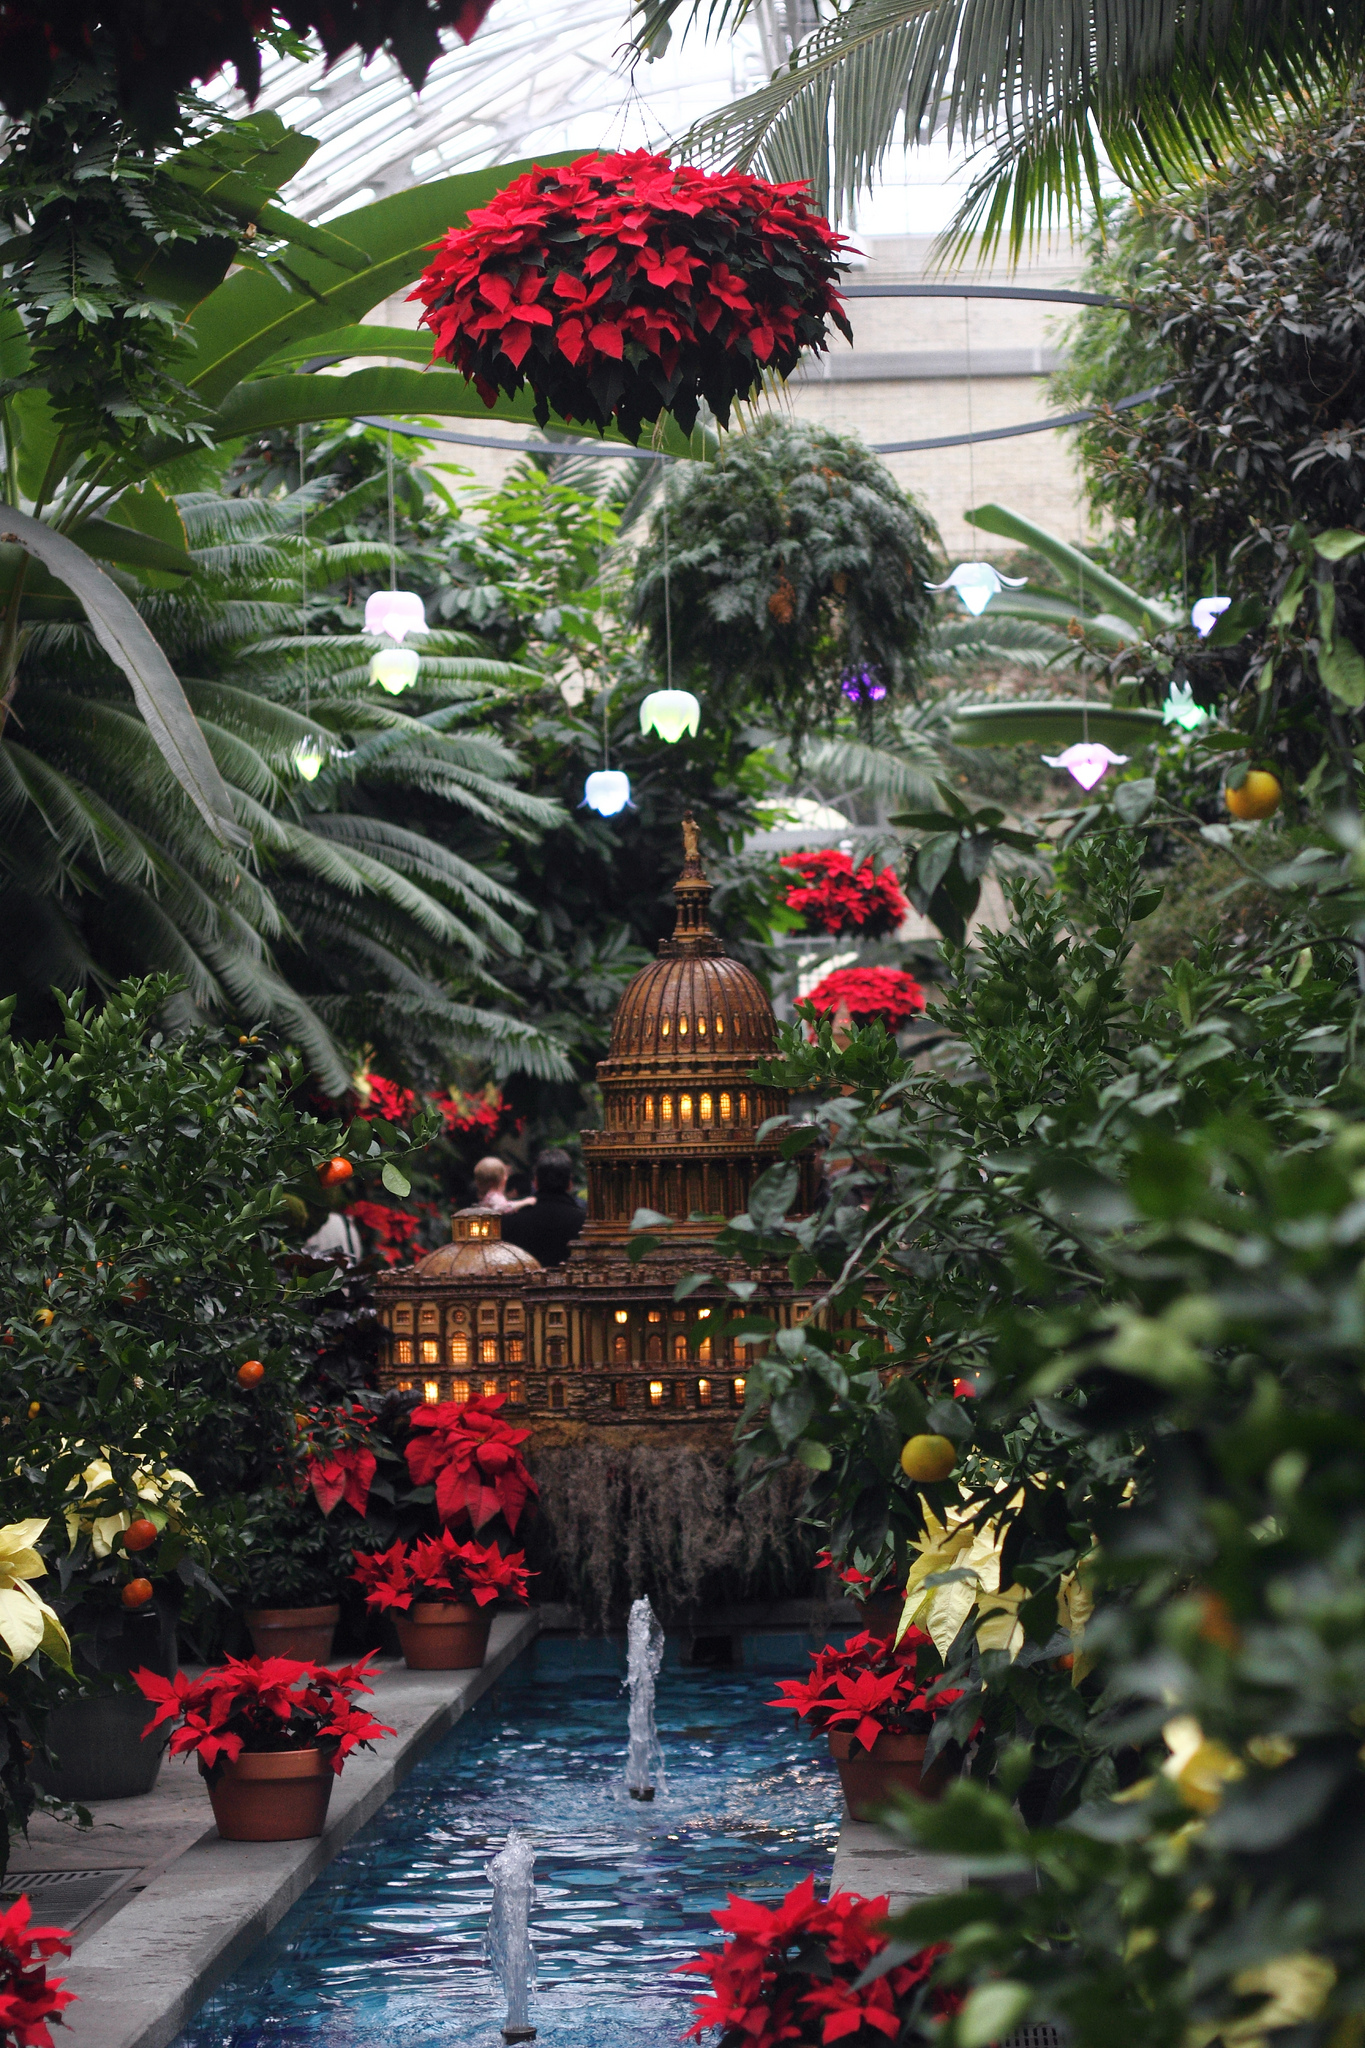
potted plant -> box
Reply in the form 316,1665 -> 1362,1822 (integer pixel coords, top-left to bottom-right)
413,150 -> 851,443
32,1451 -> 201,1804
679,1871 -> 961,2045
351,1530 -> 531,1670
0,1892 -> 75,2048
815,1550 -> 906,1639
133,1653 -> 395,1842
769,1628 -> 971,1820
403,1392 -> 538,1537
780,850 -> 910,941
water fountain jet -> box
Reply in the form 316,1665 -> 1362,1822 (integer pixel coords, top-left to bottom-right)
486,1829 -> 536,2042
624,1594 -> 666,1800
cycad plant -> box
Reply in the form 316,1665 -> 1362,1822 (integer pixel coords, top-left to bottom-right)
1,478 -> 570,1088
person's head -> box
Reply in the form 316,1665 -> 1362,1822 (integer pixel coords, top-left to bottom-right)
533,1147 -> 573,1197
473,1156 -> 508,1195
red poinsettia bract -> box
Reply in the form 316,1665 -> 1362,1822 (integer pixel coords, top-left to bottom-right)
768,1628 -> 969,1755
807,967 -> 925,1031
405,1392 -> 538,1533
413,150 -> 852,443
134,1654 -> 395,1777
0,1895 -> 74,2048
679,1872 -> 960,2046
352,1531 -> 532,1612
781,850 -> 909,939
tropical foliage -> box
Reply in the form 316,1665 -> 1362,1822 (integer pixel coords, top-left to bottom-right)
651,0 -> 1365,256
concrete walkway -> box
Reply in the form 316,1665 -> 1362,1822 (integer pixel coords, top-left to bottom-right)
12,1608 -> 538,2048
831,1815 -> 965,1912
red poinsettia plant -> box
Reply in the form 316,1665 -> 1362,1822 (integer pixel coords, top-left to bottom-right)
134,1654 -> 395,1780
296,1402 -> 379,1519
405,1392 -> 538,1534
679,1873 -> 961,2046
0,1895 -> 74,2048
781,850 -> 909,940
351,1530 -> 532,1612
413,150 -> 852,443
769,1628 -> 968,1757
807,967 -> 926,1031
815,1550 -> 904,1600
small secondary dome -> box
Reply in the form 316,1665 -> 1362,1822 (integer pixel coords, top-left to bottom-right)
420,1208 -> 542,1280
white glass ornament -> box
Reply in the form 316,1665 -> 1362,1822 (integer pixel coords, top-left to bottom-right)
925,562 -> 1028,617
1162,681 -> 1210,732
295,739 -> 326,782
584,769 -> 632,816
1191,595 -> 1231,637
1041,742 -> 1129,791
639,689 -> 701,742
370,648 -> 420,694
364,590 -> 426,642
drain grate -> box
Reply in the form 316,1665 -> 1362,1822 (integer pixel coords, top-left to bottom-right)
1,1868 -> 136,1928
999,2028 -> 1069,2048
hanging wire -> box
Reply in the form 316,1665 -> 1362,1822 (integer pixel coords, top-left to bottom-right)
299,422 -> 309,720
386,429 -> 397,594
963,300 -> 977,516
660,461 -> 674,691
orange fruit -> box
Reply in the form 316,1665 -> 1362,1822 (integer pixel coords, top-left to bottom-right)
1225,771 -> 1281,821
34,1307 -> 54,1327
236,1359 -> 265,1388
123,1518 -> 158,1554
122,1579 -> 154,1609
1197,1591 -> 1241,1650
317,1158 -> 353,1186
899,1433 -> 958,1483
27,1401 -> 40,1419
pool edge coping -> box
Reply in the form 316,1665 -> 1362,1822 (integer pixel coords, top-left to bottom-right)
59,1606 -> 540,2048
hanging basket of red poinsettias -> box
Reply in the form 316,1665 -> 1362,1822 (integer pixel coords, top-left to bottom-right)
411,150 -> 852,443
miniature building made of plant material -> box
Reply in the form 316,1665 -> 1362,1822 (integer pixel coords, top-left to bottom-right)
374,818 -> 819,1437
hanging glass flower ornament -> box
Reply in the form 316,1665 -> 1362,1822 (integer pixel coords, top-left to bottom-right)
1162,681 -> 1211,732
364,591 -> 426,642
1191,595 -> 1232,637
370,649 -> 421,694
412,150 -> 851,444
640,689 -> 701,742
1042,743 -> 1129,791
840,666 -> 887,704
925,561 -> 1028,617
583,769 -> 632,816
295,738 -> 326,782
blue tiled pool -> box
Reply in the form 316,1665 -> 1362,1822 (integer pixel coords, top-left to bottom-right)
172,1634 -> 844,2047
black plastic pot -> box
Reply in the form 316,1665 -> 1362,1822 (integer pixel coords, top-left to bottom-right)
30,1595 -> 179,1803
31,1691 -> 170,1802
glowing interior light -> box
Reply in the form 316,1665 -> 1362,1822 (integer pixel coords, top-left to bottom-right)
364,590 -> 426,642
1162,681 -> 1210,731
925,561 -> 1027,617
295,739 -> 326,782
370,648 -> 420,694
1041,742 -> 1129,790
639,689 -> 701,742
583,769 -> 632,815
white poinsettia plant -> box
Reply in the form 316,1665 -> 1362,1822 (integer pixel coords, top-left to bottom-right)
0,1521 -> 72,1672
62,1449 -> 199,1558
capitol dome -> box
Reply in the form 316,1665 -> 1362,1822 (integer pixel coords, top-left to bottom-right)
419,1208 -> 542,1279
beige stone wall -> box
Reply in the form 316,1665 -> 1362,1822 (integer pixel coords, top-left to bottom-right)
364,232 -> 1094,540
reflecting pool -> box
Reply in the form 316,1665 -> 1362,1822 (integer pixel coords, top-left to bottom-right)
173,1634 -> 843,2048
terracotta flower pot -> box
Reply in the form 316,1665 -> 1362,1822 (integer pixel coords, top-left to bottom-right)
243,1603 -> 339,1662
854,1592 -> 904,1639
827,1728 -> 957,1821
394,1600 -> 490,1671
205,1746 -> 335,1841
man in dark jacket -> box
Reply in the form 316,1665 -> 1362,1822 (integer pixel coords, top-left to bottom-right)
500,1148 -> 586,1267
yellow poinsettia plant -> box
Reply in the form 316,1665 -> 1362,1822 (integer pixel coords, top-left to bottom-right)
0,1521 -> 72,1672
63,1448 -> 199,1558
896,1491 -> 1096,1679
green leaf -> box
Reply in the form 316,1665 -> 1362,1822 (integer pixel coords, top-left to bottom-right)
1313,529 -> 1365,561
257,325 -> 439,370
950,700 -> 1163,750
72,511 -> 195,582
1318,634 -> 1365,709
381,1161 -> 411,1197
673,1272 -> 714,1300
0,506 -> 242,845
966,502 -> 1180,632
958,1982 -> 1032,2048
1204,594 -> 1266,646
797,1439 -> 833,1470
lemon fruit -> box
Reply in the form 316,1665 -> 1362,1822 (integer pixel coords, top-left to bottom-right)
900,1433 -> 957,1482
1225,771 -> 1281,821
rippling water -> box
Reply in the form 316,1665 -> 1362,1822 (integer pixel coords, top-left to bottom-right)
173,1636 -> 842,2048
